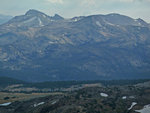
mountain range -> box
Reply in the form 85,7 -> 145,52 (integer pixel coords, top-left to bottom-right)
0,9 -> 150,82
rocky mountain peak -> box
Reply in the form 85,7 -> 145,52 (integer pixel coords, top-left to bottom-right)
6,9 -> 52,27
25,9 -> 45,16
52,14 -> 64,20
136,18 -> 148,26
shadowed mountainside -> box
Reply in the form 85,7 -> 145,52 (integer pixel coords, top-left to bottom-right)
0,10 -> 150,82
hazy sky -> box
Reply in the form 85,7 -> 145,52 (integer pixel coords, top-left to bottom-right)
0,0 -> 150,22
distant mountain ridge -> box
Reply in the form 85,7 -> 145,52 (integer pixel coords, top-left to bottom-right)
0,9 -> 150,82
6,9 -> 64,28
0,14 -> 12,25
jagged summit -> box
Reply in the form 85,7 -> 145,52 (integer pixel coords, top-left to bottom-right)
52,14 -> 64,20
5,10 -> 64,28
25,10 -> 64,20
25,9 -> 45,16
6,9 -> 52,27
5,10 -> 148,28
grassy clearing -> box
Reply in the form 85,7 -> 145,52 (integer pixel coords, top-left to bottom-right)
0,92 -> 63,104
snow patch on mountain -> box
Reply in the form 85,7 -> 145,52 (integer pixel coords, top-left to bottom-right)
128,102 -> 137,110
42,14 -> 46,18
100,93 -> 108,97
34,102 -> 45,107
122,96 -> 127,99
0,102 -> 11,106
135,104 -> 150,113
23,17 -> 36,24
96,21 -> 102,27
38,18 -> 44,26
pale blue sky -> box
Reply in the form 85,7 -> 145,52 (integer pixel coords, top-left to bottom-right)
0,0 -> 150,22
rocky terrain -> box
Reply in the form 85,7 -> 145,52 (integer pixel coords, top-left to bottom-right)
0,9 -> 150,82
0,80 -> 150,113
